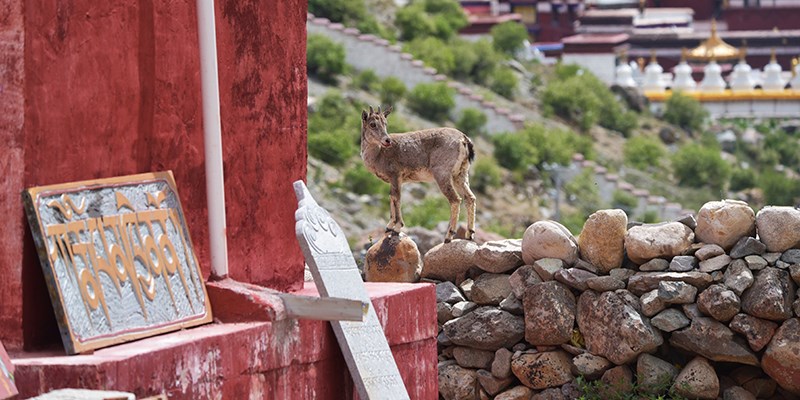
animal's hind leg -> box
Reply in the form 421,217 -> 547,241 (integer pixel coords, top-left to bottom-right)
455,170 -> 477,241
435,174 -> 461,243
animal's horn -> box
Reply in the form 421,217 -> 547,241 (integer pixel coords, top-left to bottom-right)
369,106 -> 374,114
378,105 -> 382,114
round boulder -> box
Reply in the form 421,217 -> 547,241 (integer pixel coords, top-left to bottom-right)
522,221 -> 578,266
475,239 -> 524,273
695,200 -> 756,251
578,209 -> 628,273
421,239 -> 479,282
364,233 -> 421,282
756,206 -> 800,253
624,222 -> 695,265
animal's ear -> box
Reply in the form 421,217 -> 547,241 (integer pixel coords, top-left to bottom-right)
383,105 -> 392,117
362,109 -> 368,121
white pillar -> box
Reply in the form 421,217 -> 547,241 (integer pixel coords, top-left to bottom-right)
196,0 -> 229,280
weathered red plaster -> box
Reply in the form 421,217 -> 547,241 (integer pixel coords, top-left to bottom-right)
0,0 -> 26,350
0,0 -> 306,350
12,283 -> 438,399
214,0 -> 307,290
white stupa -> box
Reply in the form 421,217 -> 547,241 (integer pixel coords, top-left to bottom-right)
729,53 -> 756,92
700,60 -> 726,93
671,53 -> 696,92
762,50 -> 786,91
790,57 -> 800,91
615,54 -> 637,88
642,53 -> 666,93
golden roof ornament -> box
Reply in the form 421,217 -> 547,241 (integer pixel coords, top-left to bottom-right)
770,48 -> 777,64
686,19 -> 742,61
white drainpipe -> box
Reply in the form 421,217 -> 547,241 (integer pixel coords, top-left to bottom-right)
196,0 -> 229,280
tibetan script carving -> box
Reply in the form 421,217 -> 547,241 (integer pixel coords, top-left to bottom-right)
293,181 -> 410,400
23,172 -> 212,354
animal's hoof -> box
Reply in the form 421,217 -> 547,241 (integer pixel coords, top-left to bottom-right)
444,238 -> 452,244
467,229 -> 476,241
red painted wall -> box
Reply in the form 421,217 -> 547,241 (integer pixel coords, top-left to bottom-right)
0,0 -> 307,350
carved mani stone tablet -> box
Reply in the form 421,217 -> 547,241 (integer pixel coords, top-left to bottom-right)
23,172 -> 212,354
294,181 -> 410,400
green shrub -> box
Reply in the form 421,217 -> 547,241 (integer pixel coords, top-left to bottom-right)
308,90 -> 360,143
380,77 -> 407,106
605,109 -> 638,137
449,39 -> 480,80
760,170 -> 800,206
407,82 -> 455,122
472,157 -> 503,193
764,130 -> 800,169
730,167 -> 757,191
405,197 -> 451,229
492,124 -> 593,173
663,91 -> 708,132
307,34 -> 346,84
456,108 -> 488,137
470,39 -> 500,85
541,68 -> 637,135
308,132 -> 357,166
492,132 -> 537,171
490,67 -> 519,99
671,143 -> 731,191
623,136 -> 666,170
353,69 -> 380,91
405,37 -> 456,75
343,164 -> 388,195
490,21 -> 529,57
396,0 -> 467,42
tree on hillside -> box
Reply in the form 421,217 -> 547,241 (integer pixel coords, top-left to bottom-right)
490,21 -> 529,57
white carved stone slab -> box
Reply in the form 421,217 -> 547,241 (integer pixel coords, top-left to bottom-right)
293,181 -> 410,400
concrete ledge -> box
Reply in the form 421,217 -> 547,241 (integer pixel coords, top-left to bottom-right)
12,283 -> 437,399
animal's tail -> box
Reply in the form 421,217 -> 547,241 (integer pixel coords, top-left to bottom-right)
466,136 -> 475,164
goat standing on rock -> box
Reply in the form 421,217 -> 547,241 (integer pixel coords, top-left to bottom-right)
360,105 -> 476,243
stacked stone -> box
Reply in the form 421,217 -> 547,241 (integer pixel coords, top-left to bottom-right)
425,200 -> 800,400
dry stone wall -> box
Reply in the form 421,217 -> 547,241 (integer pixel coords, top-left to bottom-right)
428,200 -> 800,399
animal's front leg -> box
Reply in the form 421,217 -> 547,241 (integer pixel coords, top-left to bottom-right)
386,179 -> 402,233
